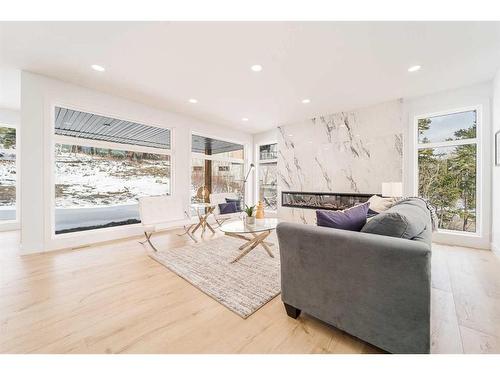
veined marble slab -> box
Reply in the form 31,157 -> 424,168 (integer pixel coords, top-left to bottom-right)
277,100 -> 404,224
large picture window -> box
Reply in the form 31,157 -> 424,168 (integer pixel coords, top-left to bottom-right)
190,134 -> 245,203
54,107 -> 171,234
257,143 -> 278,210
416,109 -> 479,233
0,124 -> 17,222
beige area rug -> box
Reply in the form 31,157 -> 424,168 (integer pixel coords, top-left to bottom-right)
148,234 -> 281,318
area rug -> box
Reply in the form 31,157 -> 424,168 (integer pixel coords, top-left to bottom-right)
148,235 -> 281,318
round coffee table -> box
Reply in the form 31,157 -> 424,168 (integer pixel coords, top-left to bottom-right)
219,218 -> 279,263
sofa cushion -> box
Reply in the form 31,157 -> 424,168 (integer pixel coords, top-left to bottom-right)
225,198 -> 242,212
316,202 -> 370,232
361,198 -> 429,239
210,193 -> 238,215
218,202 -> 238,214
367,195 -> 398,213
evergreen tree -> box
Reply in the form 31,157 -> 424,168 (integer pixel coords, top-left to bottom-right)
418,117 -> 476,231
0,127 -> 16,149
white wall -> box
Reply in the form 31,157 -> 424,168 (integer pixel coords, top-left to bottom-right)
20,71 -> 254,254
253,129 -> 279,148
403,82 -> 492,249
492,70 -> 500,253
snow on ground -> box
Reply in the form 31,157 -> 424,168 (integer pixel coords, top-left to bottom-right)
0,148 -> 16,220
0,152 -> 16,207
55,148 -> 170,208
53,148 -> 171,231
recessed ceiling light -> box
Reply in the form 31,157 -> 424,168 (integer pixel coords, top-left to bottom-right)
188,98 -> 198,104
301,99 -> 311,104
241,117 -> 249,122
91,64 -> 105,72
250,64 -> 263,72
408,65 -> 421,72
288,134 -> 293,137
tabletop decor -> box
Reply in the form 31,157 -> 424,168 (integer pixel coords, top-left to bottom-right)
244,205 -> 256,225
255,201 -> 265,219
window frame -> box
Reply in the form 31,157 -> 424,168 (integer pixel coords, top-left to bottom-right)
0,122 -> 20,226
255,142 -> 278,213
50,104 -> 174,238
413,105 -> 482,237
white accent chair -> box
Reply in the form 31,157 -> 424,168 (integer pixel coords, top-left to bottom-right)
209,192 -> 243,226
138,195 -> 197,251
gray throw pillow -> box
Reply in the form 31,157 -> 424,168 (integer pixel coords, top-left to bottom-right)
361,198 -> 430,239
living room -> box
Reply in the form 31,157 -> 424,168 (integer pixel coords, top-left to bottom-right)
2,1 -> 500,373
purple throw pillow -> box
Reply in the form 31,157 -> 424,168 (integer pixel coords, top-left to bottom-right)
218,202 -> 237,214
316,202 -> 370,231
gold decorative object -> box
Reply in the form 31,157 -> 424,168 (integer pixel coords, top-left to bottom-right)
196,186 -> 210,202
255,201 -> 265,219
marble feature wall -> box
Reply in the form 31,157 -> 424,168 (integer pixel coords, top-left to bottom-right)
278,100 -> 404,224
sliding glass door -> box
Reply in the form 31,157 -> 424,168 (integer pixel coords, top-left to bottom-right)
257,143 -> 278,211
190,134 -> 245,203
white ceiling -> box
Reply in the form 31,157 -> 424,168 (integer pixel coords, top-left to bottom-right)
1,21 -> 500,133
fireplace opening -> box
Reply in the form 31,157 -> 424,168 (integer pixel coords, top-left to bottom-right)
281,191 -> 374,211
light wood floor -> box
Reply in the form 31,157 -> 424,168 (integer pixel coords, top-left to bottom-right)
1,229 -> 499,354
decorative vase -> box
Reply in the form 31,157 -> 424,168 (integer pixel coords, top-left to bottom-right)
255,201 -> 265,219
245,216 -> 255,225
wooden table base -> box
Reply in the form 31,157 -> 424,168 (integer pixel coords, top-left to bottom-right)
191,206 -> 216,235
226,230 -> 275,263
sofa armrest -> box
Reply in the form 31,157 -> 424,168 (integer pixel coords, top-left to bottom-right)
276,222 -> 431,353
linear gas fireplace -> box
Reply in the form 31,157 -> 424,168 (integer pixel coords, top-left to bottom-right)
281,191 -> 374,211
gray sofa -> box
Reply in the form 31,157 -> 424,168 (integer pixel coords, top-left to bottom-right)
276,198 -> 432,354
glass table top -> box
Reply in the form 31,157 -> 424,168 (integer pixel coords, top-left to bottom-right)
219,218 -> 279,234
